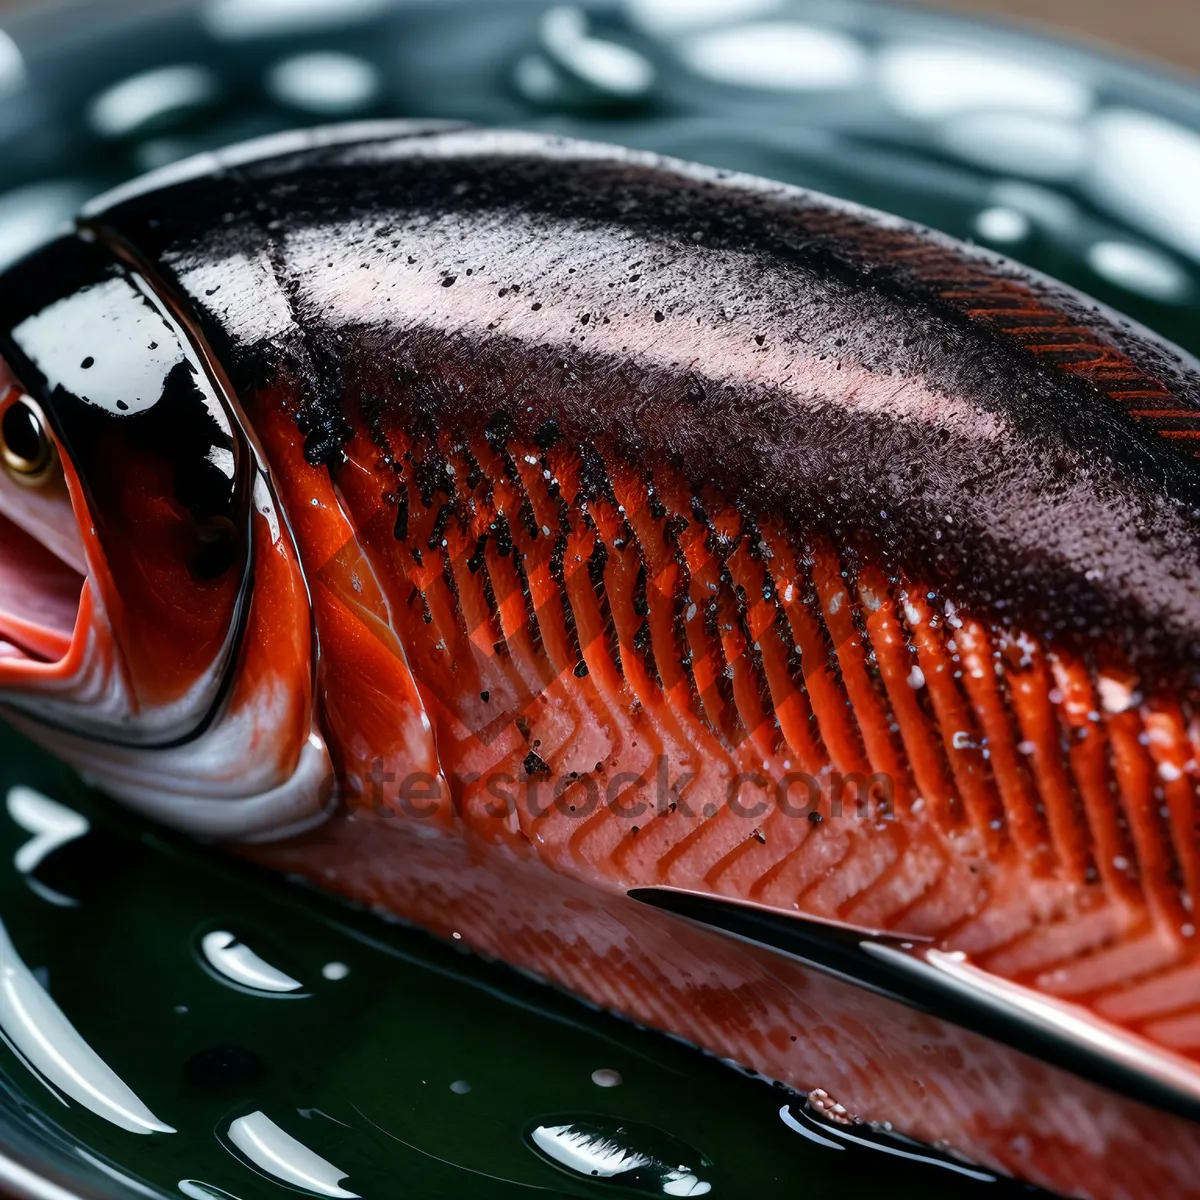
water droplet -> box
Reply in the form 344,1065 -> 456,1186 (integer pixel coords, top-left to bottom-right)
1087,240 -> 1190,304
200,930 -> 303,993
680,22 -> 866,92
527,1116 -> 711,1195
986,182 -> 1078,239
322,961 -> 350,981
974,206 -> 1030,244
877,46 -> 1090,121
1088,110 -> 1200,262
513,53 -> 563,104
226,1111 -> 357,1198
88,65 -> 220,138
267,52 -> 382,115
7,786 -> 88,877
517,7 -> 654,110
544,8 -> 654,96
591,1067 -> 623,1087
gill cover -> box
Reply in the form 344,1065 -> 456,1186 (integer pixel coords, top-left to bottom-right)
0,232 -> 327,839
0,234 -> 251,745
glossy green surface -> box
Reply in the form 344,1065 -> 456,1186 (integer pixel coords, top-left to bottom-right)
0,1 -> 1197,1196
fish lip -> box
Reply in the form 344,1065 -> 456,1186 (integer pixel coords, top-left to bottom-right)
0,401 -> 127,720
0,442 -> 88,678
0,392 -> 255,748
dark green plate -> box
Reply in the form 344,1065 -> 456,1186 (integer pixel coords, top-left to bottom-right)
0,1 -> 1196,1197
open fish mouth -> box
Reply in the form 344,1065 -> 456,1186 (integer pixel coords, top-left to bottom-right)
0,385 -> 89,678
0,364 -> 329,838
0,507 -> 85,667
0,262 -> 329,839
0,373 -> 163,743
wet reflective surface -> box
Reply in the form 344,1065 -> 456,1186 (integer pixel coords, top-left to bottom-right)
0,728 -> 1051,1199
0,0 -> 1198,1195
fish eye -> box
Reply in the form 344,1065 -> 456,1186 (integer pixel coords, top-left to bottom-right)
1,394 -> 56,485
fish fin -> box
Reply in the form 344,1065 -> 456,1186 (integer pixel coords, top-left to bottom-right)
629,885 -> 1200,1123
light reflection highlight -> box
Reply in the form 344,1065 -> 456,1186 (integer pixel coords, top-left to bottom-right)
1088,240 -> 1190,304
227,1112 -> 357,1199
974,206 -> 1030,244
200,930 -> 303,994
88,65 -> 219,138
541,8 -> 655,99
0,29 -> 25,99
1089,109 -> 1200,262
0,918 -> 175,1134
939,112 -> 1086,180
680,22 -> 866,92
987,180 -> 1079,235
878,44 -> 1092,120
204,0 -> 388,40
266,52 -> 382,115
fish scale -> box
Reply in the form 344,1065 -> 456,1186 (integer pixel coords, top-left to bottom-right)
354,401 -> 1200,1032
366,421 -> 1200,1044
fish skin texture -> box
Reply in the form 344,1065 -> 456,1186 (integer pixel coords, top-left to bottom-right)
83,126 -> 1200,1196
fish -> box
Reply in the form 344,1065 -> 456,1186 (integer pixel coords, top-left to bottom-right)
0,121 -> 1196,1197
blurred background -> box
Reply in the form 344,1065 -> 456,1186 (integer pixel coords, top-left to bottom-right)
938,0 -> 1200,73
0,0 -> 1197,72
0,0 -> 1196,353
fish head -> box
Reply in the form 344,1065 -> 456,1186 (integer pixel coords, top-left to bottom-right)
0,234 -> 332,840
